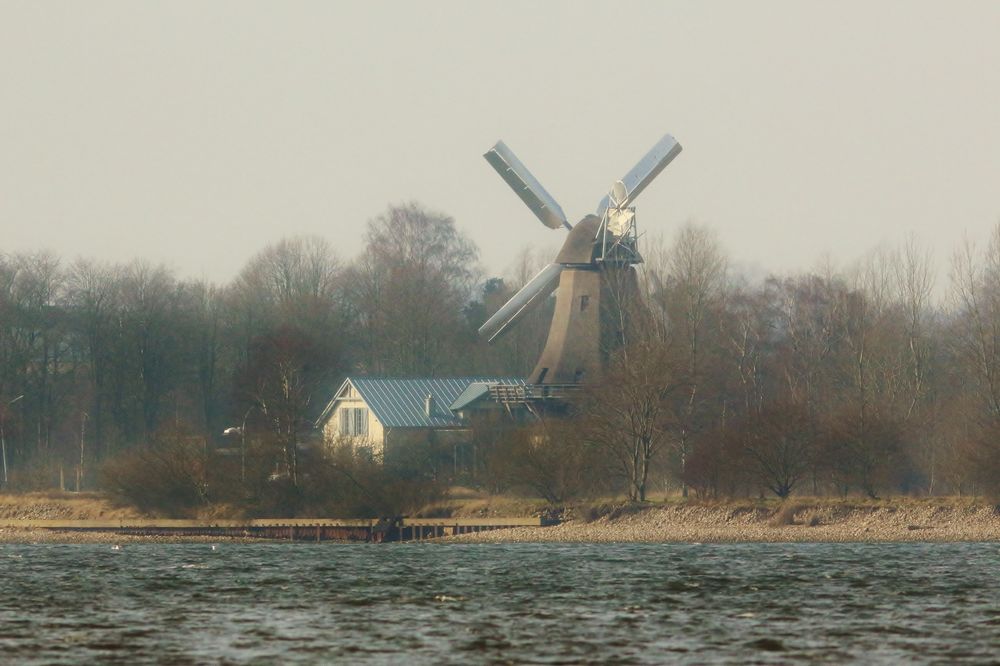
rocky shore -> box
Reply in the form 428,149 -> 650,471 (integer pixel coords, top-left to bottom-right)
449,500 -> 1000,543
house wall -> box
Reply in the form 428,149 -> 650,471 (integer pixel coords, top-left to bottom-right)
322,394 -> 386,456
383,427 -> 472,461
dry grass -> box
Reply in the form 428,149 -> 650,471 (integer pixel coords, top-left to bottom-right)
1,488 -> 991,524
414,489 -> 555,519
768,503 -> 803,527
449,495 -> 1000,544
430,492 -> 995,528
0,492 -> 142,521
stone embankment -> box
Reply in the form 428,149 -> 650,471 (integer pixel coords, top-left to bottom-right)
449,501 -> 1000,543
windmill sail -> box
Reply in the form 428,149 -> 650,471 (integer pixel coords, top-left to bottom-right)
478,263 -> 563,342
484,141 -> 571,230
597,134 -> 682,215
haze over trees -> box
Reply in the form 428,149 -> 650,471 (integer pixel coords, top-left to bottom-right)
3,202 -> 1000,510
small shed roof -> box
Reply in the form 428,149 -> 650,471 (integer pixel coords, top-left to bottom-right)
449,382 -> 497,412
318,377 -> 525,429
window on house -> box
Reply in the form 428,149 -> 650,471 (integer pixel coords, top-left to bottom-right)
338,406 -> 369,436
353,408 -> 368,436
580,295 -> 590,311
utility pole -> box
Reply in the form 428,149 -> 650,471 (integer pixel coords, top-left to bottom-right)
1,395 -> 25,487
223,406 -> 255,487
78,411 -> 88,492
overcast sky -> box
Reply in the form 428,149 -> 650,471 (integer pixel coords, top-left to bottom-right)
2,1 -> 998,287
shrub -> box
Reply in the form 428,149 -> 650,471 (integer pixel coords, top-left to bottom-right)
100,429 -> 208,516
768,503 -> 802,527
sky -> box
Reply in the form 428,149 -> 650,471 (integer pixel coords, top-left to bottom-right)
1,1 -> 999,287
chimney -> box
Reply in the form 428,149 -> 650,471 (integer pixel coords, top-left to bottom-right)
424,394 -> 434,417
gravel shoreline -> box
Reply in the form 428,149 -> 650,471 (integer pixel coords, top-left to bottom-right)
3,501 -> 999,544
448,502 -> 1000,543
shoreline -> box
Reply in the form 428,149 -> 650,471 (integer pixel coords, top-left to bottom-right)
447,501 -> 1000,544
0,528 -> 270,544
3,497 -> 1000,544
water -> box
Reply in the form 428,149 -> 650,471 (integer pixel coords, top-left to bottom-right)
1,542 -> 998,664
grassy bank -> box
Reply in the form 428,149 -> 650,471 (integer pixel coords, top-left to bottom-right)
0,492 -> 141,521
4,492 -> 1000,544
448,496 -> 1000,543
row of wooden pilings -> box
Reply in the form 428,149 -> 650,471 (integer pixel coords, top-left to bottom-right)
6,517 -> 549,543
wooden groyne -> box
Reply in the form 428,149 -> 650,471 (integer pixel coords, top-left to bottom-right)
0,517 -> 551,542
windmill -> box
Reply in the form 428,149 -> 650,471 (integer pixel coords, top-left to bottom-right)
479,134 -> 682,386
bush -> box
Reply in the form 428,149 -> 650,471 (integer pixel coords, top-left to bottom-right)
501,422 -> 610,505
292,442 -> 447,518
100,430 -> 208,516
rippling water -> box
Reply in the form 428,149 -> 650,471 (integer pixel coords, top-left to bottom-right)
1,542 -> 999,664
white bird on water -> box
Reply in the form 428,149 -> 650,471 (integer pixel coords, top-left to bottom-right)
111,544 -> 121,551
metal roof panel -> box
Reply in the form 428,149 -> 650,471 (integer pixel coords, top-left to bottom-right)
346,377 -> 525,428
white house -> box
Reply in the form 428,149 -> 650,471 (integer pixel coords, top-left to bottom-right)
315,376 -> 524,458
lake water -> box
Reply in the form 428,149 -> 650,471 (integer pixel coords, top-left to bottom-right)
1,542 -> 998,664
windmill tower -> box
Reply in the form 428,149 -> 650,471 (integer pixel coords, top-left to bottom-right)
479,134 -> 682,386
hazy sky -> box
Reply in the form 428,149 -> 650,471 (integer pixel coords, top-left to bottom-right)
2,1 -> 998,286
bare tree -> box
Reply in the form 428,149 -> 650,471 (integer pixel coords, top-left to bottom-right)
951,227 -> 1000,418
580,337 -> 683,502
186,280 -> 224,435
0,251 -> 68,469
720,282 -> 775,417
65,259 -> 120,459
647,224 -> 727,495
239,327 -> 333,488
740,400 -> 816,498
893,236 -> 935,419
344,203 -> 480,375
117,261 -> 183,439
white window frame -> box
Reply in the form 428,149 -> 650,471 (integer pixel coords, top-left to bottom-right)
353,407 -> 368,436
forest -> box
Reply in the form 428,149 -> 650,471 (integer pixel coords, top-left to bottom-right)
3,202 -> 1000,514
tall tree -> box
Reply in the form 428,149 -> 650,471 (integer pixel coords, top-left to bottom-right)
647,224 -> 727,494
345,203 -> 480,375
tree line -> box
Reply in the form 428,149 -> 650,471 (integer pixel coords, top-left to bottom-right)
0,203 -> 548,493
504,225 -> 1000,503
3,202 -> 1000,506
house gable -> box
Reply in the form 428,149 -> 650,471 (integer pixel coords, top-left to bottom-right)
317,379 -> 385,455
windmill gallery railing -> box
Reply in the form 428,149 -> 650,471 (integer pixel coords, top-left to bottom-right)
488,383 -> 583,405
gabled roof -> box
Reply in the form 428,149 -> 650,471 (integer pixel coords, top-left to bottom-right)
317,377 -> 525,429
